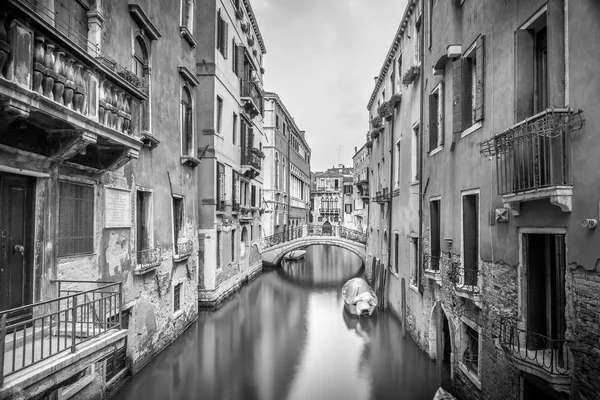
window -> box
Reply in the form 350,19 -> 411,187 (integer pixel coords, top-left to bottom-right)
251,185 -> 256,207
216,230 -> 221,269
232,38 -> 237,73
460,321 -> 480,381
453,35 -> 484,135
429,198 -> 441,270
516,8 -> 552,121
410,237 -> 418,283
334,179 -> 339,190
414,17 -> 421,64
181,0 -> 195,32
462,192 -> 479,286
276,115 -> 280,129
344,185 -> 352,195
232,112 -> 238,145
393,233 -> 400,274
231,229 -> 236,262
345,204 -> 352,214
216,9 -> 228,58
232,170 -> 239,210
54,0 -> 88,48
216,96 -> 223,134
174,282 -> 182,312
429,82 -> 443,151
133,37 -> 148,80
58,182 -> 94,256
136,189 -> 152,262
105,346 -> 127,382
395,140 -> 401,187
275,153 -> 279,190
216,163 -> 226,212
181,86 -> 193,155
411,124 -> 419,182
172,196 -> 184,253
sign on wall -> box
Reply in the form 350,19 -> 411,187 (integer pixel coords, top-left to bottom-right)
104,187 -> 131,228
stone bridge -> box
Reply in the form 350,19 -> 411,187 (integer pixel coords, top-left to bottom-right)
259,224 -> 367,268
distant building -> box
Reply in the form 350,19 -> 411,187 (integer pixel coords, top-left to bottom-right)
310,165 -> 353,227
351,144 -> 370,232
263,93 -> 311,236
196,0 -> 267,307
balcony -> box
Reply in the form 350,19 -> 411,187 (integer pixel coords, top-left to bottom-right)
134,247 -> 162,275
0,1 -> 147,174
240,148 -> 262,179
319,208 -> 340,215
447,260 -> 481,296
238,206 -> 254,222
356,180 -> 370,199
423,254 -> 441,283
1,280 -> 124,387
174,240 -> 193,262
479,108 -> 584,216
373,188 -> 390,203
499,318 -> 571,392
240,79 -> 262,119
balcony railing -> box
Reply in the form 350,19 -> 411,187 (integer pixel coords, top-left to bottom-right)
238,207 -> 254,221
499,317 -> 571,379
135,247 -> 162,273
423,254 -> 441,275
319,208 -> 340,215
0,1 -> 146,172
242,150 -> 262,171
339,227 -> 367,244
0,280 -> 122,385
447,261 -> 480,294
479,108 -> 584,195
240,79 -> 263,118
261,227 -> 303,249
175,241 -> 193,258
373,188 -> 390,203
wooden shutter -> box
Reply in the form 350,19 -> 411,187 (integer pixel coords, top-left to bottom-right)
216,10 -> 221,51
232,39 -> 236,72
186,107 -> 193,155
461,58 -> 472,129
475,35 -> 485,122
452,58 -> 463,136
232,171 -> 239,206
247,126 -> 254,161
428,93 -> 438,151
438,81 -> 444,146
236,45 -> 245,79
515,30 -> 534,122
222,19 -> 228,59
240,119 -> 247,163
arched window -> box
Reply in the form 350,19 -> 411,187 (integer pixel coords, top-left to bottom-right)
282,158 -> 287,190
134,36 -> 149,81
334,197 -> 338,210
181,86 -> 193,155
275,153 -> 279,190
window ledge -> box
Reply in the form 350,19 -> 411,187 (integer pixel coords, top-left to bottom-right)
140,131 -> 160,150
180,26 -> 198,49
390,271 -> 400,280
410,180 -> 420,186
180,155 -> 201,167
173,254 -> 191,263
134,264 -> 158,276
460,121 -> 483,139
458,363 -> 482,390
409,283 -> 420,295
502,185 -> 573,216
428,146 -> 443,157
173,309 -> 184,320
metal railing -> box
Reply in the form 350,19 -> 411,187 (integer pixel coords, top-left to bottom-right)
307,224 -> 333,237
175,241 -> 193,257
423,254 -> 441,274
240,80 -> 263,116
479,109 -> 584,195
242,150 -> 262,170
260,224 -> 368,250
0,280 -> 122,385
499,317 -> 570,376
339,227 -> 367,244
261,227 -> 303,249
447,261 -> 480,293
373,188 -> 390,203
319,208 -> 340,215
135,247 -> 162,270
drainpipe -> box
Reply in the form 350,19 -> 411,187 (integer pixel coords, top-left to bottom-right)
418,0 -> 425,295
386,102 -> 395,310
287,130 -> 291,236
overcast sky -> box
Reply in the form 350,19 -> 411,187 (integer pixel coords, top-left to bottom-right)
252,0 -> 408,172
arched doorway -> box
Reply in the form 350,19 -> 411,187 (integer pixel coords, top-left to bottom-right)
429,302 -> 452,386
240,226 -> 248,258
323,220 -> 332,235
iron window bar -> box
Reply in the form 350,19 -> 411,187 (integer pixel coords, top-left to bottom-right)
447,260 -> 480,294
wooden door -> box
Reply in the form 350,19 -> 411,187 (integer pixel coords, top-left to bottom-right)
0,173 -> 35,323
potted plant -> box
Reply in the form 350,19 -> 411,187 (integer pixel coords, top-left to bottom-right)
401,65 -> 420,87
235,9 -> 243,20
371,115 -> 383,129
248,37 -> 255,47
378,101 -> 394,121
390,93 -> 402,108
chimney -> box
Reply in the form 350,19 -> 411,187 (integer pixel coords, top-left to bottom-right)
354,146 -> 357,153
373,76 -> 378,84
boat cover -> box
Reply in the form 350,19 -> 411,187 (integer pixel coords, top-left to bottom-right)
342,278 -> 378,306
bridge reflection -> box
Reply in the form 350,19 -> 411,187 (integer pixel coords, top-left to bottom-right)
277,245 -> 365,290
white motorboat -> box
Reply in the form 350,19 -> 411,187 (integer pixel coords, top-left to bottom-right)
284,250 -> 306,261
342,278 -> 377,317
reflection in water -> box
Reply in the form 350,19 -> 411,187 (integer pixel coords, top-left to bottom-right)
111,245 -> 438,400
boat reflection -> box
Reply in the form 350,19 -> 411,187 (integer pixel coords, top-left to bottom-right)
277,245 -> 364,290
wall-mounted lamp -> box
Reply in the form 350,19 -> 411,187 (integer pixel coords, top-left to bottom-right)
444,237 -> 453,250
582,218 -> 597,229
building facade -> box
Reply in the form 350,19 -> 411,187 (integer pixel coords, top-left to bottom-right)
196,0 -> 266,307
309,165 -> 353,228
262,92 -> 311,237
0,0 -> 200,397
351,144 -> 370,232
366,0 -> 600,399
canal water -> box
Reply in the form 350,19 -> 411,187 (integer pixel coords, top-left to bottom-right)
111,245 -> 440,400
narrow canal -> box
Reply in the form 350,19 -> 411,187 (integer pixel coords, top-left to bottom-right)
111,245 -> 440,400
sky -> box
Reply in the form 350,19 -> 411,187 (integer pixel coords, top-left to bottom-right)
251,0 -> 408,172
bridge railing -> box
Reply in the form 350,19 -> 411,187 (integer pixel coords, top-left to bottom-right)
260,224 -> 367,250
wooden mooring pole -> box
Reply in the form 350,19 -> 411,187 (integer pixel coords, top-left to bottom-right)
401,277 -> 406,338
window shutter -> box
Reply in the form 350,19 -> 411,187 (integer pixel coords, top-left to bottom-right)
216,10 -> 221,51
247,126 -> 254,161
241,120 -> 247,163
452,58 -> 463,136
475,35 -> 485,122
186,107 -> 193,155
232,39 -> 236,72
222,20 -> 228,59
232,171 -> 238,206
428,93 -> 438,151
236,45 -> 245,79
461,58 -> 472,129
438,81 -> 444,146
